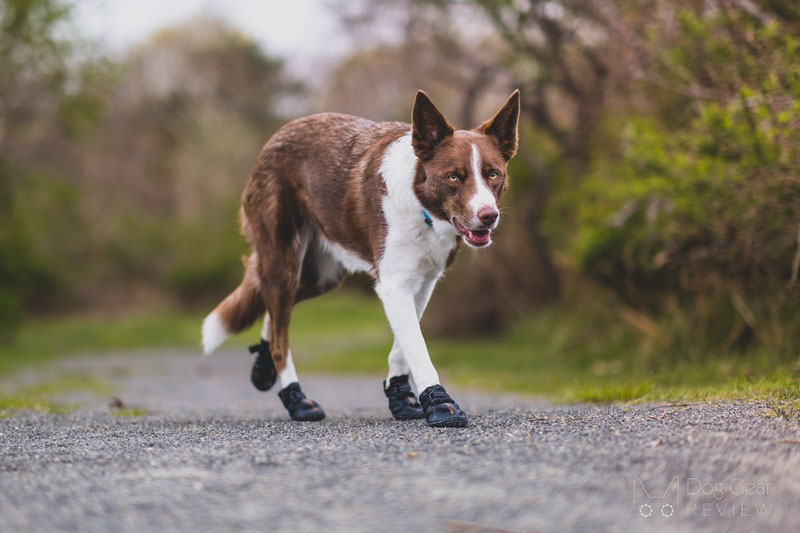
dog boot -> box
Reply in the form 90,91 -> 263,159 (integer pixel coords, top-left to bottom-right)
419,384 -> 468,428
249,339 -> 277,391
383,375 -> 425,420
278,383 -> 326,422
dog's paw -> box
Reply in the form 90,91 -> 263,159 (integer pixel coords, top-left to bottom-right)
249,339 -> 277,391
419,384 -> 468,428
383,375 -> 425,420
278,383 -> 326,422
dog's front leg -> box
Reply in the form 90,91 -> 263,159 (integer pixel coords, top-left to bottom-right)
376,280 -> 468,427
376,281 -> 439,392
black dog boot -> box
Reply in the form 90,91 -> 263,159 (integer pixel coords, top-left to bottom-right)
419,384 -> 468,428
383,375 -> 425,420
249,339 -> 277,391
278,383 -> 326,422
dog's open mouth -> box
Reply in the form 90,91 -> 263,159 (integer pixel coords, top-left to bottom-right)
452,217 -> 491,247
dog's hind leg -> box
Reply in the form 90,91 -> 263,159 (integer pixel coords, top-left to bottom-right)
248,313 -> 299,392
252,235 -> 325,422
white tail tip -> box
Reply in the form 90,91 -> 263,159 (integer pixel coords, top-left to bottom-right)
201,312 -> 229,355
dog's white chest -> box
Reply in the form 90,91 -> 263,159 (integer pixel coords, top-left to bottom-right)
377,132 -> 458,288
378,197 -> 457,293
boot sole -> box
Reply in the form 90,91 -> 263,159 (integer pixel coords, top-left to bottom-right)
392,413 -> 426,421
427,415 -> 468,428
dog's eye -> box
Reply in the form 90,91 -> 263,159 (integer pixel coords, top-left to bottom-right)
488,171 -> 499,180
447,174 -> 460,183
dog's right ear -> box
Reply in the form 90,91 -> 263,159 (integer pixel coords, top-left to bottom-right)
412,91 -> 454,161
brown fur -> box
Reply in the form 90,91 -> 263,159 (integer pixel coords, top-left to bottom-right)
213,253 -> 263,334
215,114 -> 409,371
412,91 -> 519,231
210,91 -> 520,373
413,130 -> 508,225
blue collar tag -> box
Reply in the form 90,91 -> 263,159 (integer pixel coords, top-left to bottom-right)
422,210 -> 433,228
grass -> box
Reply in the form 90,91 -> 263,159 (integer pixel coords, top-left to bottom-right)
763,400 -> 800,422
110,407 -> 149,417
1,290 -> 799,408
0,374 -> 112,417
0,311 -> 206,377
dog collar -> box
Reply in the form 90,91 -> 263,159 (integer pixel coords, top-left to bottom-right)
422,210 -> 433,228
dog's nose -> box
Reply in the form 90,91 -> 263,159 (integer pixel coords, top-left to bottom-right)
478,206 -> 498,226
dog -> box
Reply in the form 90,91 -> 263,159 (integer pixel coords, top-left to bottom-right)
201,90 -> 520,427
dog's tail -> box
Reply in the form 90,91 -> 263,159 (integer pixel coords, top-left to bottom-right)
201,253 -> 264,355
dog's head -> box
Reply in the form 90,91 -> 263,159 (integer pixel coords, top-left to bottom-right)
412,90 -> 520,247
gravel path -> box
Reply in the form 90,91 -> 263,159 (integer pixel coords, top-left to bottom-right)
1,350 -> 800,533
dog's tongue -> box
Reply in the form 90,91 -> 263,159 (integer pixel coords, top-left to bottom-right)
466,229 -> 490,246
452,218 -> 491,246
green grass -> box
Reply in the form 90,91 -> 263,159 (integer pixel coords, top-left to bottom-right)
0,311 -> 206,376
110,407 -> 149,417
0,291 -> 391,376
0,374 -> 112,417
291,294 -> 800,404
2,290 -> 799,406
0,395 -> 75,416
764,400 -> 800,422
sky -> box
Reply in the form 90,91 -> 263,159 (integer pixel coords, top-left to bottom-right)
73,0 -> 351,77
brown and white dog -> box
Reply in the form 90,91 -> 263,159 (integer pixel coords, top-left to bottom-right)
202,90 -> 520,427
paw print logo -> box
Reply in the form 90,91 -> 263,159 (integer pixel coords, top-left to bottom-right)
661,504 -> 674,517
639,504 -> 653,517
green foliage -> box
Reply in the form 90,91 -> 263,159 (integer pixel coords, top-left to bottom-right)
570,6 -> 800,352
165,213 -> 249,302
0,0 -> 77,333
0,9 -> 299,334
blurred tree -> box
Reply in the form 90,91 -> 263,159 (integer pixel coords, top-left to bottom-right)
74,17 -> 301,306
0,11 -> 301,329
0,0 -> 95,333
573,0 -> 800,354
321,0 -> 508,125
458,0 -> 800,352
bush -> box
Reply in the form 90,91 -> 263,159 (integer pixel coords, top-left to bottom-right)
573,11 -> 800,351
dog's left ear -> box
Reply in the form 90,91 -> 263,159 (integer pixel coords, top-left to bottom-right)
476,89 -> 520,161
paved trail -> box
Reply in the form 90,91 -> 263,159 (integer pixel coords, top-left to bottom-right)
1,350 -> 799,533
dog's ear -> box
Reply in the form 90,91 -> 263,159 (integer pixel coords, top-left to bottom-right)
476,89 -> 520,161
412,91 -> 454,161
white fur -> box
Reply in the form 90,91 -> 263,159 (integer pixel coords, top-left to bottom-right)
261,313 -> 298,388
375,281 -> 440,393
201,311 -> 228,355
381,133 -> 424,211
469,143 -> 498,227
310,238 -> 346,289
296,227 -> 312,283
386,340 -> 409,385
379,133 -> 459,261
260,312 -> 271,340
280,350 -> 299,388
384,272 -> 439,387
377,132 -> 459,393
317,233 -> 373,275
